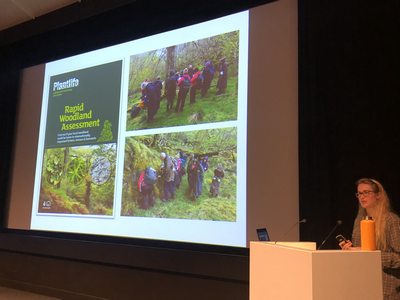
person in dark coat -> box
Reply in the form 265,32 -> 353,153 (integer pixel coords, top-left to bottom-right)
187,156 -> 204,200
210,164 -> 224,197
160,152 -> 176,201
137,167 -> 157,209
216,57 -> 228,95
154,77 -> 163,97
164,71 -> 177,111
187,64 -> 195,78
198,156 -> 209,195
201,60 -> 215,97
142,79 -> 162,122
154,77 -> 163,112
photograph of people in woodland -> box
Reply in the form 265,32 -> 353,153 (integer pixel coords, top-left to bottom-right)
121,128 -> 237,221
126,31 -> 240,130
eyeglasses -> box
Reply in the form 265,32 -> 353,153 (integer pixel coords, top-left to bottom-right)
355,190 -> 376,198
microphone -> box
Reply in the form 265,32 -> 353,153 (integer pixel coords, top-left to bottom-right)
275,218 -> 307,244
317,220 -> 342,250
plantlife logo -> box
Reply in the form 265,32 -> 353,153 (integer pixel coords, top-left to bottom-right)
53,78 -> 79,91
52,77 -> 79,97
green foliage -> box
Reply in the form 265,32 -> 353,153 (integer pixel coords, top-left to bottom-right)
130,174 -> 236,221
125,137 -> 161,171
98,120 -> 113,142
44,148 -> 65,187
213,31 -> 240,75
66,156 -> 87,185
129,50 -> 166,95
174,31 -> 239,74
40,145 -> 116,215
41,185 -> 89,214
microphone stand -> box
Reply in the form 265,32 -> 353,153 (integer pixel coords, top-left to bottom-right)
318,220 -> 342,250
275,218 -> 307,244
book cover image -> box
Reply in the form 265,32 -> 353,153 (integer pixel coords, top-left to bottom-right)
37,60 -> 122,216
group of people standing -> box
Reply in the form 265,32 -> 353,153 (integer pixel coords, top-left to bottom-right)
164,59 -> 220,114
159,152 -> 210,201
136,152 -> 225,209
134,57 -> 229,123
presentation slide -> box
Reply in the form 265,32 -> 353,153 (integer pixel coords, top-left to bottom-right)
29,11 -> 249,247
7,0 -> 298,249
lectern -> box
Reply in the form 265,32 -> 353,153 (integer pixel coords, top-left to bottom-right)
250,242 -> 382,300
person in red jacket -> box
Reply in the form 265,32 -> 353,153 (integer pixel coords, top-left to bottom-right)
175,68 -> 191,112
190,68 -> 203,104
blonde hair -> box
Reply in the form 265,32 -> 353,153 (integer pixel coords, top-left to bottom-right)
356,178 -> 391,250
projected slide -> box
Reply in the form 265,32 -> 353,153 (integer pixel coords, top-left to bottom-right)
30,11 -> 248,247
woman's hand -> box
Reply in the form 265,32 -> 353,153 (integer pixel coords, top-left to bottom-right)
339,240 -> 353,250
